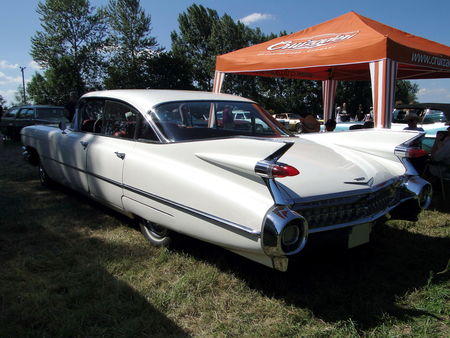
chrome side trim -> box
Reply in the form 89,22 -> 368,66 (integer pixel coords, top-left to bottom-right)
394,145 -> 419,176
394,133 -> 425,176
264,142 -> 295,161
257,141 -> 296,206
123,184 -> 260,240
265,179 -> 292,206
43,155 -> 260,240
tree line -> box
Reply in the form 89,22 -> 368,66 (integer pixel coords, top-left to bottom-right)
10,0 -> 418,116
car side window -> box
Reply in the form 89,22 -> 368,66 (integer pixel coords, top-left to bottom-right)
103,100 -> 138,139
136,115 -> 159,142
36,107 -> 66,119
3,108 -> 20,118
423,110 -> 446,124
17,108 -> 34,119
79,99 -> 104,133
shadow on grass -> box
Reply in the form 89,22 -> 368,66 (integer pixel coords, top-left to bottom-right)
174,220 -> 449,330
0,141 -> 188,336
164,181 -> 449,330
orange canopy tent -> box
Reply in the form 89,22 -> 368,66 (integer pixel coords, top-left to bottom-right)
213,11 -> 450,128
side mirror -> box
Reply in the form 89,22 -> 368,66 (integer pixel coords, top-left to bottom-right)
59,121 -> 67,131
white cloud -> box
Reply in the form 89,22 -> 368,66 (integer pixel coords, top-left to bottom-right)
417,87 -> 450,102
28,60 -> 42,71
0,89 -> 19,106
0,60 -> 19,69
238,13 -> 274,25
0,72 -> 21,86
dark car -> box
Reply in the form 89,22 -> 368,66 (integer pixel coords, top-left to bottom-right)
0,105 -> 69,139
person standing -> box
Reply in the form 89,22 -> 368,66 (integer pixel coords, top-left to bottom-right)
324,119 -> 336,132
300,114 -> 320,133
428,126 -> 450,179
403,114 -> 424,132
356,104 -> 365,121
65,91 -> 78,122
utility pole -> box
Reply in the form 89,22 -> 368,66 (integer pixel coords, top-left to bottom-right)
20,66 -> 26,104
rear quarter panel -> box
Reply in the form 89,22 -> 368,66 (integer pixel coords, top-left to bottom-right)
122,138 -> 283,251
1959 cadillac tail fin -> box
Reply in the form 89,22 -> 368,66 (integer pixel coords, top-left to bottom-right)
21,89 -> 432,271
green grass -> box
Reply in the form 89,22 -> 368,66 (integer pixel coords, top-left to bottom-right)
1,138 -> 449,337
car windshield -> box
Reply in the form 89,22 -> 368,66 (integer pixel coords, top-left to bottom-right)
37,107 -> 67,118
150,100 -> 291,142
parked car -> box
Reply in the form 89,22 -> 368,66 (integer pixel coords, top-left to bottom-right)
0,105 -> 69,139
329,103 -> 450,149
274,113 -> 303,132
391,103 -> 450,151
21,90 -> 432,271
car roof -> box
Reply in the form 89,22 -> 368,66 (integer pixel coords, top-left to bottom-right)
81,89 -> 255,113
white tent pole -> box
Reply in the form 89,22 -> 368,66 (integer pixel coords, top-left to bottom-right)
212,71 -> 225,93
322,80 -> 338,123
370,59 -> 398,128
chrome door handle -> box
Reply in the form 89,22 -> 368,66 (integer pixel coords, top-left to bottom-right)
115,152 -> 126,160
80,141 -> 89,149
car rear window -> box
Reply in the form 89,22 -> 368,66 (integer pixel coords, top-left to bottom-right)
151,100 -> 290,142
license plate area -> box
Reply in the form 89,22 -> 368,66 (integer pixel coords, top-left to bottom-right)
348,223 -> 372,248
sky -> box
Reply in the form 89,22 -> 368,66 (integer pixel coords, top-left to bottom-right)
1,0 -> 450,106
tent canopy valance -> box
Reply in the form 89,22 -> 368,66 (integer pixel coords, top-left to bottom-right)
213,11 -> 450,128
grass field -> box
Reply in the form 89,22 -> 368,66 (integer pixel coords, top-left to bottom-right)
0,137 -> 449,337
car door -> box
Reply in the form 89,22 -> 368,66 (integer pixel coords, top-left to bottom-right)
0,107 -> 20,137
86,100 -> 138,209
47,100 -> 102,192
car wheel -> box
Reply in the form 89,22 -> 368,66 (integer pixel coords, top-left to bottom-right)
139,219 -> 172,247
38,162 -> 53,187
295,123 -> 303,133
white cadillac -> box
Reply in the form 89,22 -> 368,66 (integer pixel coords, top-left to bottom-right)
21,90 -> 432,271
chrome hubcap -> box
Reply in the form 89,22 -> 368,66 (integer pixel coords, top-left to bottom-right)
144,221 -> 167,239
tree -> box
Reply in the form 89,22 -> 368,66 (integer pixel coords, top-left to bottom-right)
28,56 -> 94,106
171,5 -> 221,91
31,0 -> 107,100
142,52 -> 194,90
171,5 -> 276,94
104,0 -> 161,89
335,79 -> 419,116
10,86 -> 28,106
396,80 -> 419,104
336,81 -> 373,115
27,73 -> 50,105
